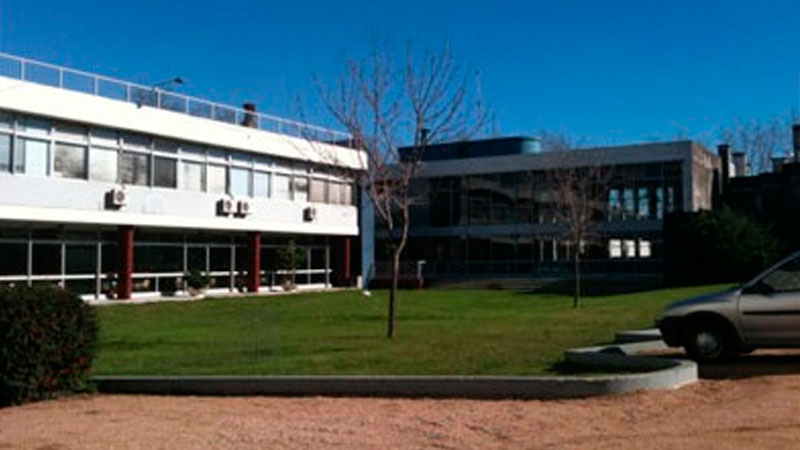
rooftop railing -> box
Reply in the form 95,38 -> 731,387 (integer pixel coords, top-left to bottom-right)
0,52 -> 351,144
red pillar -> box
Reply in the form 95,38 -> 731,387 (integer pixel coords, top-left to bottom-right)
247,232 -> 261,293
117,225 -> 134,300
341,236 -> 351,285
332,236 -> 352,286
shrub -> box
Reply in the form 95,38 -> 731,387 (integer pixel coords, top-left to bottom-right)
185,269 -> 209,292
664,208 -> 781,285
0,285 -> 98,406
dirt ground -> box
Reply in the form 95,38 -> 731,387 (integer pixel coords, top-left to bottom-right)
1,353 -> 799,449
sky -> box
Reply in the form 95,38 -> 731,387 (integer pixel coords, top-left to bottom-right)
0,0 -> 798,147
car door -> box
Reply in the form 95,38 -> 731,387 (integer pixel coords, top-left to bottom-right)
738,255 -> 800,346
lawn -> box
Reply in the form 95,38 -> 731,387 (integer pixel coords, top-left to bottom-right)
95,285 -> 725,376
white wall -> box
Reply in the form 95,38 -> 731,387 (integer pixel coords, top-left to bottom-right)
0,173 -> 358,235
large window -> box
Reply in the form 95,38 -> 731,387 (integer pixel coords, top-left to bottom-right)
153,156 -> 177,188
273,174 -> 292,200
0,134 -> 11,172
229,167 -> 250,197
120,152 -> 149,185
16,138 -> 49,176
309,178 -> 327,203
253,171 -> 270,197
207,165 -> 227,194
53,143 -> 87,179
89,147 -> 118,183
293,176 -> 309,202
179,160 -> 205,191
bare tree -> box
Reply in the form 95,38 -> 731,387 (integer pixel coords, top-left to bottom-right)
719,114 -> 797,174
547,152 -> 610,308
315,40 -> 487,338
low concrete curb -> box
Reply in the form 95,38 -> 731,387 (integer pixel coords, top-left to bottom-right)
93,331 -> 696,400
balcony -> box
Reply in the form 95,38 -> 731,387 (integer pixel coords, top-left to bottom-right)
0,52 -> 350,145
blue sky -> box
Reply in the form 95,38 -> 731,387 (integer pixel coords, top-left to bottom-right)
0,0 -> 798,146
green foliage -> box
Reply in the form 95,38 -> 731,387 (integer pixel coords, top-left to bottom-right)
0,285 -> 98,406
95,285 -> 724,376
184,269 -> 209,291
665,207 -> 781,285
275,240 -> 306,272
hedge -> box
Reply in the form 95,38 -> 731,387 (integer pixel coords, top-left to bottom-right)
0,285 -> 98,406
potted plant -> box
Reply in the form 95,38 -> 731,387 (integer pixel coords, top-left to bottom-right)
184,269 -> 209,296
275,239 -> 306,291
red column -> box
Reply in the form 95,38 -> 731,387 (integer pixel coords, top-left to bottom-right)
117,225 -> 134,300
341,236 -> 351,285
247,232 -> 261,293
332,236 -> 352,286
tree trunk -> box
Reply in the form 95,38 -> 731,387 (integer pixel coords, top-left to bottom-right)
573,247 -> 581,309
388,251 -> 400,339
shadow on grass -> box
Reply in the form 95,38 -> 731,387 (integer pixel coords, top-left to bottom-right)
515,275 -> 665,297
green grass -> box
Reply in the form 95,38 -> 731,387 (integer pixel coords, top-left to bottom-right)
95,285 -> 726,376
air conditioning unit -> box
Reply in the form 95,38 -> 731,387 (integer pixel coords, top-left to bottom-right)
106,188 -> 127,208
237,199 -> 252,216
217,198 -> 235,216
303,206 -> 317,222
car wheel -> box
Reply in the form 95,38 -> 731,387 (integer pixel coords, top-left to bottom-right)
684,320 -> 736,362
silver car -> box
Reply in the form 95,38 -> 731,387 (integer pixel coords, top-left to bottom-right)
657,250 -> 800,361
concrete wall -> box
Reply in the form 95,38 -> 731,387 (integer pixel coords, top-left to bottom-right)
0,173 -> 358,235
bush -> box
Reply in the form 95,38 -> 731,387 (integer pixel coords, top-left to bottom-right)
0,285 -> 98,406
664,208 -> 781,285
185,269 -> 209,292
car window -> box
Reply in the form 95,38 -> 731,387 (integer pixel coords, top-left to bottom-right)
761,257 -> 800,293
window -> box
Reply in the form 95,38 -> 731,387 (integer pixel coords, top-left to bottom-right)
89,147 -> 118,183
54,123 -> 88,143
623,240 -> 636,258
309,178 -> 327,203
342,183 -> 354,205
623,188 -> 635,218
53,143 -> 87,179
253,171 -> 270,197
153,156 -> 177,188
293,176 -> 309,202
0,111 -> 13,129
207,165 -> 227,194
656,187 -> 664,219
761,257 -> 800,293
19,117 -> 50,136
638,187 -> 649,219
639,240 -> 652,258
120,152 -> 149,185
179,161 -> 204,191
15,138 -> 49,176
0,134 -> 11,172
90,128 -> 118,147
229,167 -> 250,197
122,132 -> 152,150
153,138 -> 179,153
608,189 -> 621,219
273,174 -> 292,200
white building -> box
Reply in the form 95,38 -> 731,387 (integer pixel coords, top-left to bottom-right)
0,53 -> 365,299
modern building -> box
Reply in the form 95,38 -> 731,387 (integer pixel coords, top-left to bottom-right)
0,53 -> 365,299
372,137 -> 719,283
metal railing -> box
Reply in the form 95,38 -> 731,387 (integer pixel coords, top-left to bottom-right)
0,52 -> 351,144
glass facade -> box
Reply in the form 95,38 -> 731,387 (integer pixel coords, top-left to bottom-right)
0,227 -> 335,298
379,160 -> 683,278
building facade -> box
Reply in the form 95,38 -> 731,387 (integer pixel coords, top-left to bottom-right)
0,53 -> 365,299
373,137 -> 718,282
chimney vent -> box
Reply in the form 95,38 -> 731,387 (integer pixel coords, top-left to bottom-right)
241,103 -> 258,128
